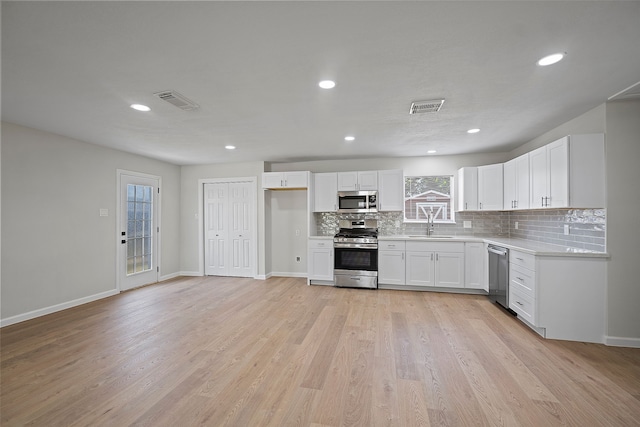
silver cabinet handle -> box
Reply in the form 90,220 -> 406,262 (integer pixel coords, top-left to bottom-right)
436,253 -> 439,261
516,257 -> 524,261
465,202 -> 468,210
431,253 -> 434,261
541,196 -> 544,207
516,276 -> 524,281
388,244 -> 395,248
479,202 -> 483,210
402,253 -> 405,260
516,301 -> 523,306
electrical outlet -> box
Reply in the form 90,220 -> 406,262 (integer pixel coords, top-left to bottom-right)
515,222 -> 519,230
463,221 -> 472,229
295,229 -> 300,236
564,224 -> 570,235
296,256 -> 301,262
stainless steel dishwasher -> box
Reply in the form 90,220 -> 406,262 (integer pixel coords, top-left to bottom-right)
487,244 -> 513,312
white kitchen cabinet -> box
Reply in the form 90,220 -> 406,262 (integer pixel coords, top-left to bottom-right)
509,250 -> 537,325
503,153 -> 530,210
312,172 -> 337,212
464,242 -> 486,290
307,239 -> 334,284
377,169 -> 404,211
506,249 -> 606,344
378,241 -> 406,285
457,167 -> 478,211
529,134 -> 604,209
405,241 -> 464,288
477,163 -> 503,211
337,171 -> 378,191
262,171 -> 309,189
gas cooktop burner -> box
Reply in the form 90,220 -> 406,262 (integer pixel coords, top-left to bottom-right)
334,229 -> 378,238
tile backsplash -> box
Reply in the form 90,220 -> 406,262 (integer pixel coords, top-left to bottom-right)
314,208 -> 606,252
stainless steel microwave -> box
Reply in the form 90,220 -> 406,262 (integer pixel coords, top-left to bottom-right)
337,191 -> 378,213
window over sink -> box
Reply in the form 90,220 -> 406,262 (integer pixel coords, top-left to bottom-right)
404,175 -> 455,223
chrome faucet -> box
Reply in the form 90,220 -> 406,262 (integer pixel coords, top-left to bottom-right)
427,208 -> 435,236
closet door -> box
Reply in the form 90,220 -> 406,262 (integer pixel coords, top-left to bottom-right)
204,183 -> 229,276
228,182 -> 254,277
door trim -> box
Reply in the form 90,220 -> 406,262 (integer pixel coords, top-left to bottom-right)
116,169 -> 162,292
198,177 -> 257,278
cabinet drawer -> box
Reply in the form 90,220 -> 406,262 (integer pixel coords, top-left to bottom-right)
405,241 -> 464,253
510,287 -> 536,325
510,264 -> 536,297
510,250 -> 535,271
308,239 -> 333,249
379,241 -> 406,251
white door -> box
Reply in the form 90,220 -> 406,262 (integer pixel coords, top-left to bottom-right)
119,173 -> 159,291
228,182 -> 253,277
204,181 -> 255,277
204,183 -> 229,276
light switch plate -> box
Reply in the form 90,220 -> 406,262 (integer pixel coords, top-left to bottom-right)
463,221 -> 472,229
99,208 -> 108,217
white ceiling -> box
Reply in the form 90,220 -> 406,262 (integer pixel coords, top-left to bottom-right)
3,1 -> 640,166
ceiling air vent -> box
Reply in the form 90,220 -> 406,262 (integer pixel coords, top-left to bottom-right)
409,99 -> 445,114
154,90 -> 199,111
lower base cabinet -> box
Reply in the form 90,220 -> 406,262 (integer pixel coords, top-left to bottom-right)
380,241 -> 465,288
307,239 -> 333,283
378,241 -> 406,285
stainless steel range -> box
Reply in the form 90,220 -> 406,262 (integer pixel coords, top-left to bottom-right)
333,219 -> 378,289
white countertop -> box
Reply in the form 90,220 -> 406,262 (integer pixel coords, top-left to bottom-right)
311,234 -> 608,258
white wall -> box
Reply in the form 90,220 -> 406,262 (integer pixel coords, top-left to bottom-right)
604,99 -> 640,343
1,122 -> 181,323
268,190 -> 308,276
179,162 -> 266,276
508,104 -> 606,159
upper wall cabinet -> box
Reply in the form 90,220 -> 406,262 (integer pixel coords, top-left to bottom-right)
378,169 -> 404,211
503,153 -> 530,210
337,171 -> 378,191
457,167 -> 478,211
262,171 -> 309,189
312,172 -> 338,212
529,134 -> 604,209
478,163 -> 504,210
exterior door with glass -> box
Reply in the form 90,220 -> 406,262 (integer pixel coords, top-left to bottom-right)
119,173 -> 159,291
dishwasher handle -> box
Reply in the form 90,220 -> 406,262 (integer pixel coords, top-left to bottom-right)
488,247 -> 508,256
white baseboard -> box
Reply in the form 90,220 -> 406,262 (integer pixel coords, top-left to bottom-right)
179,271 -> 202,277
255,274 -> 269,280
269,272 -> 308,278
1,289 -> 119,328
159,272 -> 182,281
605,335 -> 640,348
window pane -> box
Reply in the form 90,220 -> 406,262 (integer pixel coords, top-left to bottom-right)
135,256 -> 143,273
135,202 -> 144,220
143,255 -> 152,271
127,239 -> 135,258
127,257 -> 135,275
135,238 -> 143,256
404,175 -> 454,223
135,221 -> 143,238
143,237 -> 151,255
127,220 -> 135,238
135,185 -> 144,201
144,186 -> 152,202
143,202 -> 151,220
127,184 -> 135,202
143,220 -> 151,237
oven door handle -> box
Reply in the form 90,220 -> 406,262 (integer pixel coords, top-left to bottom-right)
333,243 -> 378,249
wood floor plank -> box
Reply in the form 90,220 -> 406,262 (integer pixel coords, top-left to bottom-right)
1,276 -> 639,426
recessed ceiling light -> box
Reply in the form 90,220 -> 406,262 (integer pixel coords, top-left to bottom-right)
467,128 -> 480,134
319,80 -> 336,89
344,136 -> 355,141
225,145 -> 236,150
537,52 -> 566,66
427,150 -> 437,154
130,103 -> 151,112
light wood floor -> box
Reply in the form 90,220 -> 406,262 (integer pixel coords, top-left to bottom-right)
2,276 -> 639,426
